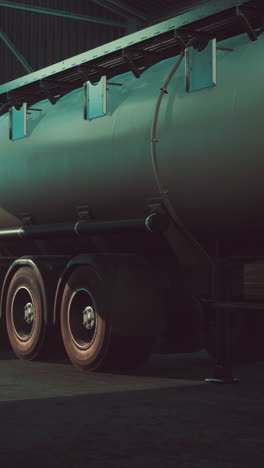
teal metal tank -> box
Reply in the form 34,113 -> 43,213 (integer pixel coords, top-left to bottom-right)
0,32 -> 263,238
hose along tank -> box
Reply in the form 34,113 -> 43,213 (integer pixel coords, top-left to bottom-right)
0,33 -> 263,246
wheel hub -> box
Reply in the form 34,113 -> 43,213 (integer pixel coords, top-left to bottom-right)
12,287 -> 35,341
24,302 -> 35,324
82,306 -> 95,330
68,288 -> 98,349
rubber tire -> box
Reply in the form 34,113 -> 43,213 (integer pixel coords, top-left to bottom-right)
60,266 -> 155,371
60,266 -> 111,371
6,266 -> 47,360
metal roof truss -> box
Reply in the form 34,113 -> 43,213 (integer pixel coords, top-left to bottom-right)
0,0 -> 262,113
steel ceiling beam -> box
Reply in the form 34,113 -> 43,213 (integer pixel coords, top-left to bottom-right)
90,0 -> 148,23
0,29 -> 33,73
0,1 -> 125,28
0,0 -> 250,97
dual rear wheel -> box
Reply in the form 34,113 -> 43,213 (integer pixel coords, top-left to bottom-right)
6,267 -> 47,361
60,266 -> 110,371
5,264 -> 155,371
60,266 -> 155,371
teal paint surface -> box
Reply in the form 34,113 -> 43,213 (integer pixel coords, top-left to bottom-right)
0,33 -> 263,241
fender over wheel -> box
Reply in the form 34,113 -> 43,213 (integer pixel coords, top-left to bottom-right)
60,265 -> 156,371
6,266 -> 48,360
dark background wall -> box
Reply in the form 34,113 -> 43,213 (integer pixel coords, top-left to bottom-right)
0,0 -> 125,84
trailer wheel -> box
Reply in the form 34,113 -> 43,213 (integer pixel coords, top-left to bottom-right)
6,266 -> 47,360
60,266 -> 111,371
60,265 -> 155,371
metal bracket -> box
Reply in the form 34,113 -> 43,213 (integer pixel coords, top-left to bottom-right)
39,81 -> 59,105
174,28 -> 212,52
77,206 -> 92,221
236,6 -> 258,41
174,31 -> 187,50
9,102 -> 27,141
147,197 -> 164,215
122,49 -> 142,78
21,213 -> 33,226
107,82 -> 123,87
7,92 -> 21,111
185,38 -> 217,93
122,47 -> 162,78
28,107 -> 42,112
77,64 -> 109,83
84,75 -> 107,120
148,204 -> 163,216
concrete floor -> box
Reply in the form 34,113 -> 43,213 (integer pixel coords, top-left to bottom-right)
0,351 -> 264,467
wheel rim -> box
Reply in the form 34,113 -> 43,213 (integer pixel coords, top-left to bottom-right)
67,288 -> 98,350
11,287 -> 35,342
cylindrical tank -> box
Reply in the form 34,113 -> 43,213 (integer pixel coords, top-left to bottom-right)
0,32 -> 263,238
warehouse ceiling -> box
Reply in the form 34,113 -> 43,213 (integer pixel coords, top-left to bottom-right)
97,0 -> 220,22
0,0 -> 262,85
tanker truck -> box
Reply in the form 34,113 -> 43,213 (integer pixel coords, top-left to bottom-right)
0,0 -> 263,373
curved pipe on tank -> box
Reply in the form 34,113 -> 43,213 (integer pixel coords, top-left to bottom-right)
150,39 -> 212,266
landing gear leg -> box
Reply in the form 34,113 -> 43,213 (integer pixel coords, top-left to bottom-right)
205,306 -> 239,384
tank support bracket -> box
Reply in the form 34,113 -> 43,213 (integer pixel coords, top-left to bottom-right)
174,28 -> 212,52
21,213 -> 33,226
205,304 -> 239,384
122,49 -> 142,78
236,6 -> 258,41
39,81 -> 60,105
76,206 -> 92,221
